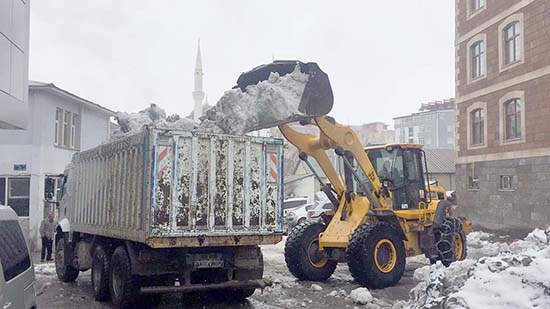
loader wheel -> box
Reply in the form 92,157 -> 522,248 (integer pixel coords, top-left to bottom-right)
55,237 -> 79,282
110,246 -> 139,308
92,244 -> 111,301
347,222 -> 405,289
285,221 -> 336,281
434,217 -> 467,266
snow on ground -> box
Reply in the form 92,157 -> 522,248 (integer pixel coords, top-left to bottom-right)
34,229 -> 550,308
403,228 -> 550,309
34,262 -> 57,276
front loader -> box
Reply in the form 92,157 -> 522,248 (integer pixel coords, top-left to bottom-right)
236,61 -> 470,288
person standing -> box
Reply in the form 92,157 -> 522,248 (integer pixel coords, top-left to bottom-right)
39,212 -> 56,262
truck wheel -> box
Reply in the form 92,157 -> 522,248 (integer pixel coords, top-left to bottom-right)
55,237 -> 79,282
109,246 -> 138,308
347,222 -> 405,289
285,221 -> 336,281
92,244 -> 111,301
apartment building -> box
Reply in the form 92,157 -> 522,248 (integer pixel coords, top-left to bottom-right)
394,99 -> 456,149
455,0 -> 550,229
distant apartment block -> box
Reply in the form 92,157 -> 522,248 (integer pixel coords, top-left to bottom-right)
350,122 -> 395,145
394,99 -> 455,149
0,0 -> 30,129
455,0 -> 550,230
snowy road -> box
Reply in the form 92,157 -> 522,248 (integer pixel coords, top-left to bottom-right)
34,230 -> 550,308
34,237 -> 425,308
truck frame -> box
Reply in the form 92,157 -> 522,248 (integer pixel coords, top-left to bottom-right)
51,127 -> 284,307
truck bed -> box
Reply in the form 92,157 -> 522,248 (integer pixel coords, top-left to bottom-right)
65,128 -> 284,247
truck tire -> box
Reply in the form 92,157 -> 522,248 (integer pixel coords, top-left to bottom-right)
285,221 -> 336,281
92,244 -> 111,301
347,222 -> 405,289
55,237 -> 79,282
109,246 -> 138,308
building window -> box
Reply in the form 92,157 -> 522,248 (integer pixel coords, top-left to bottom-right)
468,164 -> 479,190
469,0 -> 485,15
504,99 -> 521,140
470,41 -> 485,80
500,175 -> 513,191
55,108 -> 62,145
470,108 -> 484,145
71,114 -> 78,148
0,177 -> 30,216
63,111 -> 71,147
55,108 -> 80,150
503,22 -> 521,65
498,13 -> 524,71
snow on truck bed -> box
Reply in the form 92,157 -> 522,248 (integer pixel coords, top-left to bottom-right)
113,64 -> 308,137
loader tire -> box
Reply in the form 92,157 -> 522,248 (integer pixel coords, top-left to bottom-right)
347,222 -> 405,289
92,244 -> 111,301
285,221 -> 336,281
110,246 -> 139,308
55,237 -> 79,282
434,217 -> 467,266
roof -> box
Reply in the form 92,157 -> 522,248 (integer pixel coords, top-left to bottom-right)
423,148 -> 455,174
29,81 -> 115,116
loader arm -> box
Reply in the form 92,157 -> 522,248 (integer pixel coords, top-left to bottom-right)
279,116 -> 389,249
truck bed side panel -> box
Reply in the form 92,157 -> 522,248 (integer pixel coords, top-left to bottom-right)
150,132 -> 284,237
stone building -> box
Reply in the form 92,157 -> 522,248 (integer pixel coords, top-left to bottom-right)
394,99 -> 456,149
455,0 -> 550,230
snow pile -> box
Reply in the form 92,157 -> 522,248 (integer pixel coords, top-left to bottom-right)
199,64 -> 309,135
348,287 -> 373,305
466,230 -> 510,259
407,228 -> 550,309
113,104 -> 196,137
34,262 -> 57,276
114,65 -> 309,137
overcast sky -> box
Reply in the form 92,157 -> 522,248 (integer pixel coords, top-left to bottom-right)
29,1 -> 455,126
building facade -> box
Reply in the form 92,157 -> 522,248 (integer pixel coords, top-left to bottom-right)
0,82 -> 114,250
394,99 -> 456,149
455,0 -> 550,230
350,122 -> 395,145
424,148 -> 456,191
0,0 -> 30,129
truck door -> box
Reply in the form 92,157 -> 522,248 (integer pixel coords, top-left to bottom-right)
391,149 -> 426,210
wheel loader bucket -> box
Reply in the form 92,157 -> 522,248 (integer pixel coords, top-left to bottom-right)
236,60 -> 334,117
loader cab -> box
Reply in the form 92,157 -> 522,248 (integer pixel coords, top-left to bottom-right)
365,144 -> 428,210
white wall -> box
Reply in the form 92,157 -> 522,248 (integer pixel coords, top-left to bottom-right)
0,87 -> 112,250
0,0 -> 30,129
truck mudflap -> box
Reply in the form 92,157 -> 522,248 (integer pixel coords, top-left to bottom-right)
139,278 -> 272,294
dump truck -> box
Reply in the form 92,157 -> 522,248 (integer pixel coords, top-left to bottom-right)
50,128 -> 285,307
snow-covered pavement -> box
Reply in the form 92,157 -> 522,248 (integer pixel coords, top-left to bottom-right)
34,229 -> 550,308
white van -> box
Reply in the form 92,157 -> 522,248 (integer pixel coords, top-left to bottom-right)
0,205 -> 37,309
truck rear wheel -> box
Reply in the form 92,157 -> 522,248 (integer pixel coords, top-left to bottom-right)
347,222 -> 405,289
92,244 -> 111,301
109,246 -> 138,308
55,237 -> 79,282
285,221 -> 336,281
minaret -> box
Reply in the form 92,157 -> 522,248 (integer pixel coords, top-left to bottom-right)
192,39 -> 205,123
